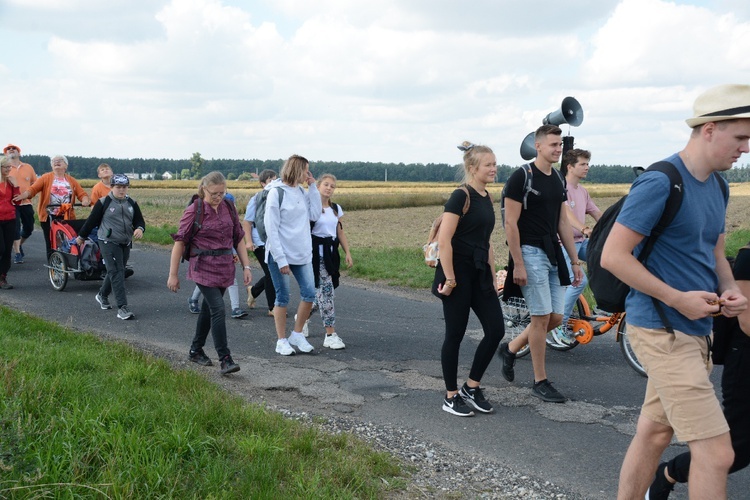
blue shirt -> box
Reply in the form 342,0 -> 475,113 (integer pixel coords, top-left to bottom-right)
243,191 -> 264,246
616,154 -> 728,335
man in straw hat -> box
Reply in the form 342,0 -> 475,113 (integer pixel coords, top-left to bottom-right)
602,84 -> 750,499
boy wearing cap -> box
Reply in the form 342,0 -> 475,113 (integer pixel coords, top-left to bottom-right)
77,174 -> 145,320
602,84 -> 750,499
3,144 -> 37,264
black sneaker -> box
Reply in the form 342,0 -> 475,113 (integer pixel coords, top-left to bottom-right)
531,379 -> 566,403
189,349 -> 213,366
498,343 -> 516,382
646,462 -> 675,500
220,355 -> 240,375
459,383 -> 494,413
442,393 -> 475,417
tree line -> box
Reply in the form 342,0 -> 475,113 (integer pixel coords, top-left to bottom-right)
20,153 -> 749,183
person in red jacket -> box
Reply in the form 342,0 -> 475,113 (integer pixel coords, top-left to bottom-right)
0,156 -> 20,288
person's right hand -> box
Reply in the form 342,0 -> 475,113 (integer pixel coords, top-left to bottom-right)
672,290 -> 722,320
167,275 -> 180,292
513,263 -> 527,287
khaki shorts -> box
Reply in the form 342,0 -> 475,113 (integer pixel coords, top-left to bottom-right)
629,325 -> 729,442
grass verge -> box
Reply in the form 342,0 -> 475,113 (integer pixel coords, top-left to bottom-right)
0,308 -> 405,499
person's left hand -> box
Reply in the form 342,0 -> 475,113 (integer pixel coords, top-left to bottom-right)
242,268 -> 252,286
133,228 -> 144,240
719,288 -> 748,318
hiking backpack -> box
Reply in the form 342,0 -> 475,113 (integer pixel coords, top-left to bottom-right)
586,161 -> 727,317
500,163 -> 565,227
175,194 -> 238,262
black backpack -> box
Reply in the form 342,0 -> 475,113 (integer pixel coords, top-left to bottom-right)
586,161 -> 727,321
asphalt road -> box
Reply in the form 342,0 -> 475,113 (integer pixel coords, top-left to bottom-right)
2,236 -> 748,499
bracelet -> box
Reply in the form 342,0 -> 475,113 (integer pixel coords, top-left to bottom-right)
445,278 -> 457,288
243,265 -> 252,270
571,260 -> 583,266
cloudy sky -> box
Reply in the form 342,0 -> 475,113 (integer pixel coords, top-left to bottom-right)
1,0 -> 749,168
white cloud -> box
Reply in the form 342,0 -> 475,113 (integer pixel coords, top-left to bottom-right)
0,0 -> 749,167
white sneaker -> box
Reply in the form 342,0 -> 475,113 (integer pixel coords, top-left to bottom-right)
554,325 -> 577,346
323,333 -> 345,350
294,313 -> 310,337
275,338 -> 296,356
288,331 -> 314,353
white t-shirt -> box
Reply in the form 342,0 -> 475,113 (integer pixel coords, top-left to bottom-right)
312,205 -> 344,255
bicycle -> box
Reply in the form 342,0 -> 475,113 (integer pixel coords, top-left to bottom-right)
497,271 -> 645,377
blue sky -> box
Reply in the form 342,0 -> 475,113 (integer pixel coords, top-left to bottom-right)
1,0 -> 749,168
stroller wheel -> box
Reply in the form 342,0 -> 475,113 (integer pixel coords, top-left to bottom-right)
48,251 -> 68,291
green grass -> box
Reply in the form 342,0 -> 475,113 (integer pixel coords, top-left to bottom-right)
346,248 -> 436,288
726,229 -> 750,257
0,308 -> 405,499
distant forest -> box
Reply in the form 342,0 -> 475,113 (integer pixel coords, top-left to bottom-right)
19,154 -> 750,183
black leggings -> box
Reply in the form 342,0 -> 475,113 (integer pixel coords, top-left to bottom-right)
251,245 -> 276,311
666,333 -> 750,482
0,219 -> 15,276
440,258 -> 505,392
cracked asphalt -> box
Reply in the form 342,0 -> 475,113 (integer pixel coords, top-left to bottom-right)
3,238 -> 749,498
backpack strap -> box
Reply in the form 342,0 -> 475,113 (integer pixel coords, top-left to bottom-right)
458,185 -> 471,216
640,160 -> 684,333
520,163 -> 537,210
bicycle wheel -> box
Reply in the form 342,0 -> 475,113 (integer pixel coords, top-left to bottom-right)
618,317 -> 647,377
48,251 -> 68,291
500,296 -> 530,358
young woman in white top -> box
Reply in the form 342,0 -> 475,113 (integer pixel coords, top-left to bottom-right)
263,155 -> 322,355
305,174 -> 353,349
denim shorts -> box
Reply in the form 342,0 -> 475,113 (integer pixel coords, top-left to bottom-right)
519,245 -> 565,316
266,254 -> 316,307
